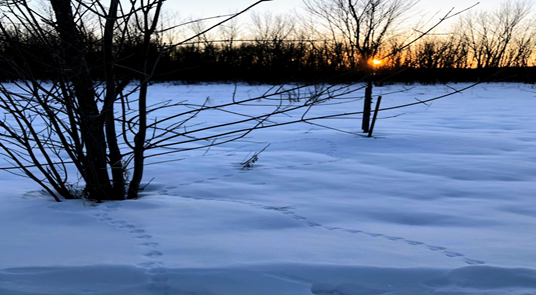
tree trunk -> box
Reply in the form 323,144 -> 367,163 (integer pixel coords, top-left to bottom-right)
103,0 -> 126,199
127,0 -> 165,199
50,0 -> 113,201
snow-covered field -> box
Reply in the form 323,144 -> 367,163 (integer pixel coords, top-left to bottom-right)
0,83 -> 535,295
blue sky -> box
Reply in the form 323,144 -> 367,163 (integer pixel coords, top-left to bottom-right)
166,0 -> 503,17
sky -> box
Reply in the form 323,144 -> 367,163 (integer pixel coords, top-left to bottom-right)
166,0 -> 505,17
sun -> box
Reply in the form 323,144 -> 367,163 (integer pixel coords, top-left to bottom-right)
372,59 -> 382,65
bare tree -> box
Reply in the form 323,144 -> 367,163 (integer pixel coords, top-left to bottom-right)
249,11 -> 296,44
304,0 -> 418,132
458,0 -> 534,68
218,17 -> 242,48
304,0 -> 418,69
408,32 -> 470,69
0,0 -> 363,202
0,0 -> 167,201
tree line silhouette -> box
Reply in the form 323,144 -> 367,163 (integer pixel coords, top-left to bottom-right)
1,1 -> 534,84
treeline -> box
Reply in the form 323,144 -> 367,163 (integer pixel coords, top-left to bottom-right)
154,42 -> 536,83
1,1 -> 535,83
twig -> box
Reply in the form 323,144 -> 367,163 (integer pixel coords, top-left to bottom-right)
240,143 -> 270,169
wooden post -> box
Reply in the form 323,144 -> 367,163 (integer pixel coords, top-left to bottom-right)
362,79 -> 373,133
368,95 -> 382,138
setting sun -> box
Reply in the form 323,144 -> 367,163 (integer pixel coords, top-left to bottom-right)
372,59 -> 382,65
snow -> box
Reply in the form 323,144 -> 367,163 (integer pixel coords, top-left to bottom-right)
1,82 -> 535,295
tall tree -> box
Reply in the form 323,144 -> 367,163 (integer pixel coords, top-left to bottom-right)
304,0 -> 418,132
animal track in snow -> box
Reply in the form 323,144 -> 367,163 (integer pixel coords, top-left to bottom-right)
444,251 -> 464,257
427,245 -> 446,251
267,205 -> 485,265
306,222 -> 321,227
144,250 -> 163,258
344,229 -> 363,234
386,236 -> 402,241
157,137 -> 483,266
118,224 -> 136,229
139,242 -> 159,248
88,201 -> 169,290
163,193 -> 485,266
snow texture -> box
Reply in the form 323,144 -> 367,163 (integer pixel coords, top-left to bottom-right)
0,83 -> 535,294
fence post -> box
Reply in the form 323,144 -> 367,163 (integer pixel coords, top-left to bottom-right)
368,95 -> 382,138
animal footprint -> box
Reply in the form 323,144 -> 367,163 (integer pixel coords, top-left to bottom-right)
139,242 -> 159,247
131,229 -> 145,234
405,240 -> 424,246
344,229 -> 362,233
119,224 -> 136,229
136,234 -> 153,239
386,236 -> 403,241
144,250 -> 163,258
444,251 -> 464,257
427,245 -> 446,251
